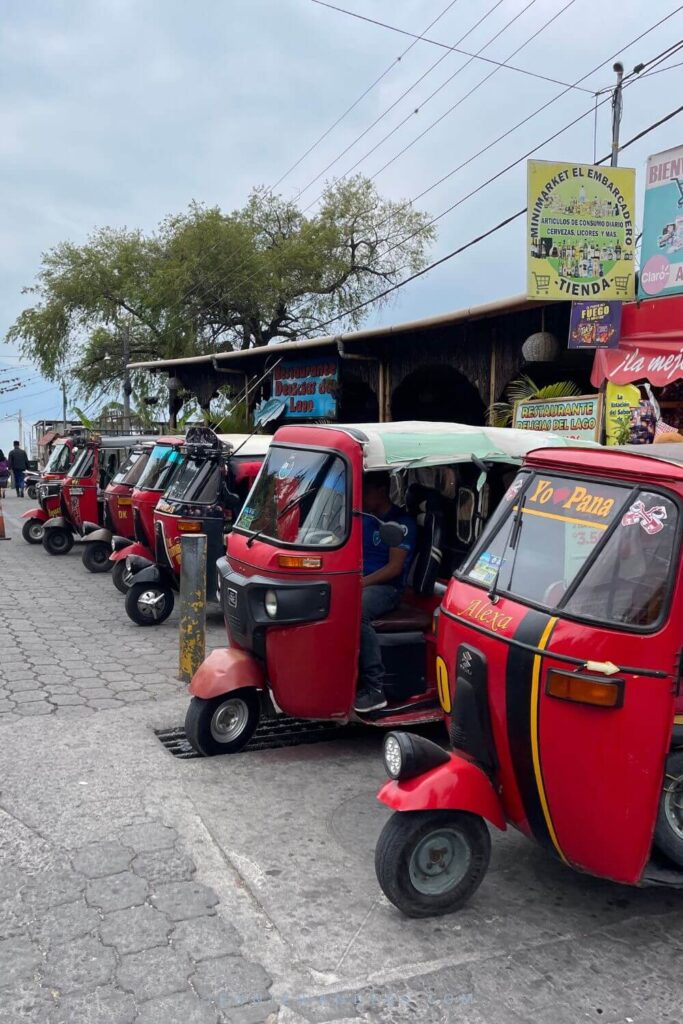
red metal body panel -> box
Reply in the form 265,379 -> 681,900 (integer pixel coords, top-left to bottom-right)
189,648 -> 265,699
378,754 -> 506,830
103,482 -> 136,540
109,541 -> 151,564
22,504 -> 55,524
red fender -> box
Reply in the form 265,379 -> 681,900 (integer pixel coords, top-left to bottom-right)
22,507 -> 49,523
109,541 -> 153,563
189,647 -> 265,700
377,753 -> 507,831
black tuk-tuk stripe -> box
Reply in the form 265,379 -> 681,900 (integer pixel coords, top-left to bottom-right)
505,609 -> 565,861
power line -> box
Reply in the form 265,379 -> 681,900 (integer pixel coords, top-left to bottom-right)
308,101 -> 683,335
298,0 -> 543,201
310,0 -> 594,93
270,0 -> 463,191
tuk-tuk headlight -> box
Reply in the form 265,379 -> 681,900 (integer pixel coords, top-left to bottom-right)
382,731 -> 451,782
264,590 -> 278,618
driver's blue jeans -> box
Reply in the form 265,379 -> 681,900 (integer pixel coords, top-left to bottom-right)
359,585 -> 400,692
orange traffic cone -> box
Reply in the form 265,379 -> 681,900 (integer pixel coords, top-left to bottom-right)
0,497 -> 9,540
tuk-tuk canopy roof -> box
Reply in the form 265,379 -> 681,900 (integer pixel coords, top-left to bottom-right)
313,421 -> 598,471
215,433 -> 271,456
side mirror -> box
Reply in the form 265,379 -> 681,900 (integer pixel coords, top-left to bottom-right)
456,487 -> 476,545
379,521 -> 408,548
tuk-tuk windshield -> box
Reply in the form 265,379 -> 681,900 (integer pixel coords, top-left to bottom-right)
112,449 -> 148,487
67,446 -> 94,479
164,455 -> 221,504
136,444 -> 183,492
463,470 -> 679,629
44,442 -> 72,474
234,445 -> 347,547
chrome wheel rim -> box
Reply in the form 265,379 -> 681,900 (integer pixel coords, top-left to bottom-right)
137,589 -> 166,621
29,523 -> 43,541
210,699 -> 249,744
408,828 -> 471,896
664,772 -> 683,841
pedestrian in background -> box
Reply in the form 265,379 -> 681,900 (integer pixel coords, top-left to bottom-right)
8,440 -> 29,497
0,451 -> 9,499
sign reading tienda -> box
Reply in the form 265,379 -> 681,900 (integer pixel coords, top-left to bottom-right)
273,358 -> 339,419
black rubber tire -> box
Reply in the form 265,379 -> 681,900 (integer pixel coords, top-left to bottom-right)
81,541 -> 113,573
42,528 -> 74,556
124,581 -> 174,626
375,810 -> 491,918
22,518 -> 44,544
27,485 -> 38,500
112,560 -> 131,594
653,749 -> 683,867
185,692 -> 260,756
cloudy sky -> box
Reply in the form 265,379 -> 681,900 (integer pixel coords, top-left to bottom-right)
1,0 -> 682,453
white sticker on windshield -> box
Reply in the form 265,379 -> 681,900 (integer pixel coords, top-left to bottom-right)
470,551 -> 502,585
621,500 -> 667,535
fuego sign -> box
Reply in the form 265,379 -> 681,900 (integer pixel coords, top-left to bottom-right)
273,358 -> 339,419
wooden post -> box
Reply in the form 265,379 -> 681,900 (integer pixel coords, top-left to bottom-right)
488,328 -> 497,425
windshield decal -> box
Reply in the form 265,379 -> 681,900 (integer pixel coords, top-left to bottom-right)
526,478 -> 616,521
469,551 -> 502,585
621,500 -> 668,535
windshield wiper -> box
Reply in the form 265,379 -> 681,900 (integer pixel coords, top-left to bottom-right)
245,486 -> 320,548
488,495 -> 526,604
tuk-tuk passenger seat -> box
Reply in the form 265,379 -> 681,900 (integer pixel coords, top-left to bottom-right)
372,484 -> 444,635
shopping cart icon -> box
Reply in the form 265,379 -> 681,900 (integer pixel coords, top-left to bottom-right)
532,272 -> 551,294
614,274 -> 630,295
675,177 -> 683,208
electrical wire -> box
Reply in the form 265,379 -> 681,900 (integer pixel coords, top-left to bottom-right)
308,101 -> 683,335
298,0 -> 543,201
270,0 -> 463,191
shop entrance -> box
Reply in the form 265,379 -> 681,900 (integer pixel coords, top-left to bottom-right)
391,365 -> 485,424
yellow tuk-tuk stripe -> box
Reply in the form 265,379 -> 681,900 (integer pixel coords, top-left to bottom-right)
530,615 -> 568,865
517,506 -> 609,531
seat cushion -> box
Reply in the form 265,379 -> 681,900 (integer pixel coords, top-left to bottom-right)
372,603 -> 432,633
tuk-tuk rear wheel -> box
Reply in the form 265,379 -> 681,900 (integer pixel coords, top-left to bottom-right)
82,542 -> 113,573
375,810 -> 491,918
42,528 -> 74,556
654,750 -> 683,868
112,560 -> 131,594
125,582 -> 175,626
22,519 -> 44,544
185,692 -> 260,756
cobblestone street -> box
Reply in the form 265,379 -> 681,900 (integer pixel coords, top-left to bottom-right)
2,493 -> 683,1023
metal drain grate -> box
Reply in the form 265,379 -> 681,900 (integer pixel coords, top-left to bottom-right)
156,716 -> 353,759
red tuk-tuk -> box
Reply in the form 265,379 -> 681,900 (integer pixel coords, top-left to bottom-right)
374,443 -> 683,918
41,435 -> 157,556
79,443 -> 154,572
21,433 -> 88,544
108,436 -> 185,593
183,422 -> 589,756
123,430 -> 269,626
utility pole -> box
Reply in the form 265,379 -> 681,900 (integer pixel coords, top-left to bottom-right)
122,320 -> 132,433
610,62 -> 624,167
17,409 -> 23,449
62,380 -> 67,434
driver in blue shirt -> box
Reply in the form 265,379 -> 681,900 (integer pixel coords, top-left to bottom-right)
355,472 -> 417,713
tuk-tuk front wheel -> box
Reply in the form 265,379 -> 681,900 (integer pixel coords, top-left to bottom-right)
22,518 -> 44,544
185,692 -> 260,756
124,582 -> 174,626
27,485 -> 38,500
112,560 -> 131,594
82,541 -> 113,574
375,810 -> 491,918
42,528 -> 73,556
654,750 -> 683,868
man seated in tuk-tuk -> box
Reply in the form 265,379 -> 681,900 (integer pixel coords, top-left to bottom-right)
355,472 -> 417,713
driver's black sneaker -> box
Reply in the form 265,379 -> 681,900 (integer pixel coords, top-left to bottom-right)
354,687 -> 387,713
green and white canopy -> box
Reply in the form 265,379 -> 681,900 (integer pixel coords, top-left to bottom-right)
317,421 -> 599,471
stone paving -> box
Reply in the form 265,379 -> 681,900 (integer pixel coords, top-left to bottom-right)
0,495 -> 225,721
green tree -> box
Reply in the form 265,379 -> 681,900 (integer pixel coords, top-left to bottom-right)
8,176 -> 435,409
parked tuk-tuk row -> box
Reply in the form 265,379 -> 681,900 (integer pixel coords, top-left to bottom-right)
24,420 -> 683,918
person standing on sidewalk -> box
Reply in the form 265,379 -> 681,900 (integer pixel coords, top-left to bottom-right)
0,451 -> 9,498
8,440 -> 29,497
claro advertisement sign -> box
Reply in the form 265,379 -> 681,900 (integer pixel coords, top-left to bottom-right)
639,144 -> 683,299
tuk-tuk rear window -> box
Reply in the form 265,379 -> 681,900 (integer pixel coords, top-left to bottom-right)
234,446 -> 347,547
463,471 -> 679,630
164,457 -> 222,504
67,447 -> 94,479
45,442 -> 71,473
112,450 -> 148,487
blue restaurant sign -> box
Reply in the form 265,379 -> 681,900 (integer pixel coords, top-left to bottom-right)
273,358 -> 339,419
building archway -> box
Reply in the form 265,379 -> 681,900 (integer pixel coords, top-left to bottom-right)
391,365 -> 485,424
338,370 -> 379,422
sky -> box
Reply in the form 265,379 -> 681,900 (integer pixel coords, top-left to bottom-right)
1,0 -> 683,454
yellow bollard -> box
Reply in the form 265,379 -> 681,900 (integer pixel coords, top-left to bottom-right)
178,533 -> 207,684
